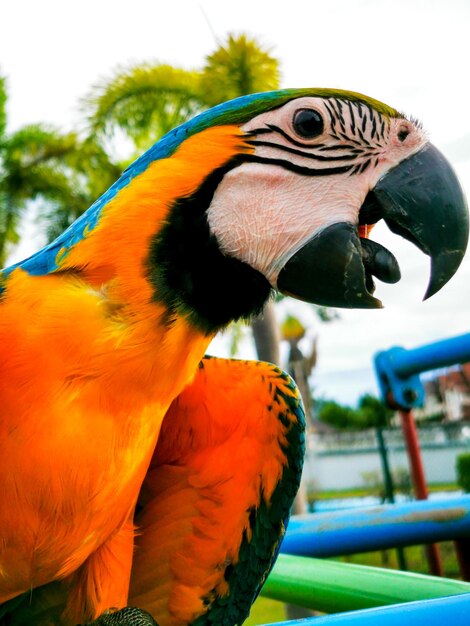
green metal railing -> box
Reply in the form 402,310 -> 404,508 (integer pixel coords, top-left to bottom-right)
261,554 -> 470,613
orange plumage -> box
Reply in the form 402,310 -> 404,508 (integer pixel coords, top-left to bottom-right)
0,127 -> 261,622
130,358 -> 302,625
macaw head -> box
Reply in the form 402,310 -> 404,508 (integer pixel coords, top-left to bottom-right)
5,88 -> 468,334
146,88 -> 468,330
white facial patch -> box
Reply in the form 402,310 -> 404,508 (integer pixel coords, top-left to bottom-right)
207,96 -> 427,286
207,162 -> 363,285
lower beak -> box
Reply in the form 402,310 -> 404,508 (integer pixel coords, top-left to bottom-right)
276,143 -> 469,308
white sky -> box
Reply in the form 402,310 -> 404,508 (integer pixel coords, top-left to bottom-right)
1,0 -> 469,404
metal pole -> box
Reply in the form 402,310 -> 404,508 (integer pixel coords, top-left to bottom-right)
389,333 -> 470,379
376,427 -> 395,503
260,594 -> 470,626
376,426 -> 407,571
283,497 -> 470,557
374,333 -> 470,411
455,539 -> 470,582
400,409 -> 443,576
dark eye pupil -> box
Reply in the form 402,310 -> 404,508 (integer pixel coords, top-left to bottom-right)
293,109 -> 323,138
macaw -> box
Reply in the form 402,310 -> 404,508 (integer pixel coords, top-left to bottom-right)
0,88 -> 467,626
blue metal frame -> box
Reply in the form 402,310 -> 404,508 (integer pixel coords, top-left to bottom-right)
265,332 -> 470,625
374,332 -> 470,409
281,497 -> 470,557
261,594 -> 470,626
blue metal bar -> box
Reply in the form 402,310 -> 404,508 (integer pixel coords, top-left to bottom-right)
260,594 -> 470,626
281,497 -> 470,557
374,332 -> 470,409
388,333 -> 470,378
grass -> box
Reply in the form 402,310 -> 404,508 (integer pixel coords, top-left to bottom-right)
340,541 -> 461,578
245,597 -> 287,625
308,483 -> 458,502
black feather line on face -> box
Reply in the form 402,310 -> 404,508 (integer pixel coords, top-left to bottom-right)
248,140 -> 359,162
241,154 -> 354,176
347,100 -> 356,135
361,114 -> 368,134
318,145 -> 362,152
265,123 -> 322,149
371,113 -> 378,140
146,157 -> 272,334
324,101 -> 338,129
331,99 -> 346,133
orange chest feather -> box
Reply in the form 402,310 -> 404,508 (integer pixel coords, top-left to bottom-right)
0,124 -> 249,471
0,124 -> 251,596
0,271 -> 210,594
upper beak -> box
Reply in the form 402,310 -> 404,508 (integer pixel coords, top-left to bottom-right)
277,143 -> 469,308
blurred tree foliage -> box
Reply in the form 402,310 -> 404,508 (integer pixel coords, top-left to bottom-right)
456,452 -> 470,493
317,393 -> 394,430
358,394 -> 394,428
84,33 -> 279,158
85,64 -> 202,151
200,34 -> 280,105
0,73 -> 121,264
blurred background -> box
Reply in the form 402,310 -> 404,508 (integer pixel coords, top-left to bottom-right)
1,2 -> 470,619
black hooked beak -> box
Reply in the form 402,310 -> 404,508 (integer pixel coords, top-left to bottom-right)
277,143 -> 469,308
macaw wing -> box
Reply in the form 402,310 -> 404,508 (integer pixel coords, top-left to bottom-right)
0,357 -> 304,626
129,356 -> 305,626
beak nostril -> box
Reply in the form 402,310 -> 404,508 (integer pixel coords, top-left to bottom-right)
398,127 -> 410,142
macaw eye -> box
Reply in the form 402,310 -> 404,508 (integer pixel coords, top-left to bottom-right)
292,109 -> 324,139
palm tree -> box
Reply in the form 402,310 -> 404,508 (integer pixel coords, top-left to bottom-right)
40,136 -> 122,242
86,64 -> 202,152
200,33 -> 280,106
0,75 -> 72,264
85,35 -> 279,153
0,73 -> 121,264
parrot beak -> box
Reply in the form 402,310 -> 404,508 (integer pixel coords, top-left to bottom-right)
277,143 -> 469,308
